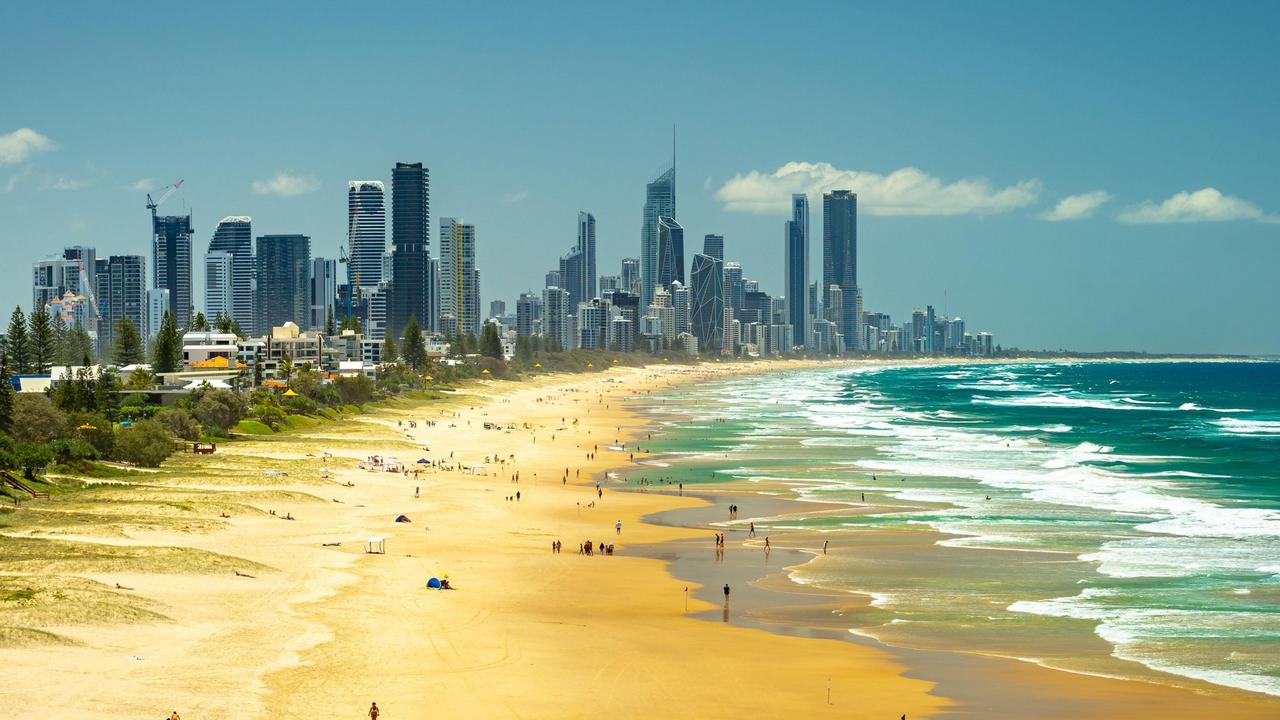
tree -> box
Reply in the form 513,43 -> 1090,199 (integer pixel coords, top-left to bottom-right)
334,375 -> 374,404
151,311 -> 183,373
93,366 -> 120,414
324,306 -> 336,336
341,314 -> 362,333
480,322 -> 503,360
401,316 -> 426,370
113,419 -> 175,467
13,442 -> 53,479
0,358 -> 13,434
277,351 -> 294,382
382,332 -> 398,364
28,306 -> 57,374
193,388 -> 246,436
11,394 -> 68,444
112,318 -> 145,365
60,322 -> 94,366
155,408 -> 202,441
190,311 -> 208,332
4,306 -> 30,374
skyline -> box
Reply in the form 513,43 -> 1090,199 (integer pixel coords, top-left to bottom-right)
3,2 -> 1278,354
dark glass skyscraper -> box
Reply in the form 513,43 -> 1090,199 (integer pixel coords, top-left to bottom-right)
785,193 -> 809,347
152,213 -> 193,327
702,234 -> 724,262
255,234 -> 311,333
657,216 -> 684,290
389,162 -> 431,339
822,190 -> 858,346
579,212 -> 596,302
690,252 -> 724,355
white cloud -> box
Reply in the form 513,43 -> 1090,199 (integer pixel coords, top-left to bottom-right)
715,161 -> 1041,216
51,177 -> 89,191
502,189 -> 528,203
125,178 -> 156,192
251,171 -> 319,197
1038,190 -> 1112,222
1117,187 -> 1269,224
0,128 -> 57,165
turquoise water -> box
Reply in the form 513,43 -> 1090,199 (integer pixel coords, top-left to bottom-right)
635,361 -> 1280,697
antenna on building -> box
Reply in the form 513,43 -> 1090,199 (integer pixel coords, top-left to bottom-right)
671,123 -> 676,205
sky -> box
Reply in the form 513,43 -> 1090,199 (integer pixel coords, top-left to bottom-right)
2,1 -> 1278,354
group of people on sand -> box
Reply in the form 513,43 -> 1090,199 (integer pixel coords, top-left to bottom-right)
579,540 -> 615,556
728,504 -> 740,519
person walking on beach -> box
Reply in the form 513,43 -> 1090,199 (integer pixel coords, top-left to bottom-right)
749,522 -> 756,538
823,540 -> 828,554
368,702 -> 380,719
764,536 -> 771,551
615,520 -> 622,535
723,583 -> 730,601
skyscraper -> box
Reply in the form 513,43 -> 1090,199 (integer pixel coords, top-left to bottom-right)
785,193 -> 809,347
309,257 -> 338,330
657,216 -> 684,289
621,257 -> 640,296
641,165 -> 675,308
690,253 -> 724,356
542,286 -> 572,351
703,234 -> 724,262
255,234 -> 311,333
347,180 -> 386,296
61,246 -> 97,334
205,216 -> 254,333
723,262 -> 744,316
516,291 -> 541,338
822,190 -> 858,346
439,218 -> 479,336
152,213 -> 193,327
388,162 -> 431,340
559,244 -> 586,308
579,212 -> 596,301
99,255 -> 146,354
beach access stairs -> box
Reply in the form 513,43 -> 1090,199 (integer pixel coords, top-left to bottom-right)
2,471 -> 51,500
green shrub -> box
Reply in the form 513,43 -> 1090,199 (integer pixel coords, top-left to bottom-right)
113,420 -> 175,468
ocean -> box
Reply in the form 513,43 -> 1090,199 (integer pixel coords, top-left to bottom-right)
633,361 -> 1280,698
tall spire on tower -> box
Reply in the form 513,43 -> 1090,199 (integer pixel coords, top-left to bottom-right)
672,123 -> 677,213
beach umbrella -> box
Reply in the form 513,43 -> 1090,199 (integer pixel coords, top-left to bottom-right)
534,362 -> 542,368
424,375 -> 433,381
587,362 -> 594,368
417,458 -> 430,464
283,389 -> 298,397
482,369 -> 490,374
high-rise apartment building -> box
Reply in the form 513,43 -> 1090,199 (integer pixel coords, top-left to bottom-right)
439,218 -> 479,336
152,213 -> 193,327
347,180 -> 386,296
516,291 -> 541,338
690,253 -> 724,356
641,166 -> 675,308
98,255 -> 146,354
657,216 -> 684,289
255,235 -> 311,334
786,193 -> 809,348
822,190 -> 858,345
309,257 -> 338,330
205,216 -> 254,333
388,162 -> 431,340
579,212 -> 596,301
541,286 -> 572,350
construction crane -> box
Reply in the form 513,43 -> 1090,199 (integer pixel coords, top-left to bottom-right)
146,179 -> 184,217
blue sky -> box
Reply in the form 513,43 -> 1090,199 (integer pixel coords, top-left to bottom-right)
2,1 -> 1277,353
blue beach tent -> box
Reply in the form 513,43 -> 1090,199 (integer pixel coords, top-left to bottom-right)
426,577 -> 442,589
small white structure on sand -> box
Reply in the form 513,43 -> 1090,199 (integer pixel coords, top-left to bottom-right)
365,537 -> 385,554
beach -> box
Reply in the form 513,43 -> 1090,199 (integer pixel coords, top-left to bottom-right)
2,358 -> 1276,718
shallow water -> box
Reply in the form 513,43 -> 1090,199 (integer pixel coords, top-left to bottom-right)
627,361 -> 1280,697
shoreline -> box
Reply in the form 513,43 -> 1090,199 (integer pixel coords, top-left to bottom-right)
0,356 -> 1273,718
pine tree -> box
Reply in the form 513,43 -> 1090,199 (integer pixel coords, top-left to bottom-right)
325,306 -> 336,336
382,332 -> 398,364
112,317 -> 145,365
51,313 -> 68,362
0,357 -> 14,434
214,311 -> 232,334
480,322 -> 503,360
4,306 -> 30,374
61,322 -> 94,367
401,316 -> 426,370
28,305 -> 57,374
151,312 -> 183,373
